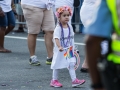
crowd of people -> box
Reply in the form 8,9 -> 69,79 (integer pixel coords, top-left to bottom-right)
0,0 -> 120,90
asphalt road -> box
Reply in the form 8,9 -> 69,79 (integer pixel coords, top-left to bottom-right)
0,31 -> 92,90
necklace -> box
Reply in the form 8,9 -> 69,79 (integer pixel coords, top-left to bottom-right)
59,23 -> 71,47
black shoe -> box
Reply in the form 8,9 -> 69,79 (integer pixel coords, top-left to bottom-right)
80,68 -> 88,73
46,57 -> 52,65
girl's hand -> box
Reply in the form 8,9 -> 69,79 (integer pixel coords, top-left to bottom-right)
58,46 -> 64,52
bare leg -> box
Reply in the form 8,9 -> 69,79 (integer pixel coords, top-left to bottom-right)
5,25 -> 15,35
0,27 -> 5,49
85,35 -> 105,90
27,34 -> 37,56
82,58 -> 88,68
44,31 -> 53,58
81,58 -> 89,72
0,27 -> 11,52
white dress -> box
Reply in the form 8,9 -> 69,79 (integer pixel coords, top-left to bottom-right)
51,24 -> 76,69
80,0 -> 101,27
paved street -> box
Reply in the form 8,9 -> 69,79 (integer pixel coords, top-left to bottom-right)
0,31 -> 91,90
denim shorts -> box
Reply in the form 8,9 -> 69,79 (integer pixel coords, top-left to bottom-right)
0,10 -> 15,27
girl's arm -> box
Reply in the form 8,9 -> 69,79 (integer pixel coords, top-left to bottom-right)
55,38 -> 63,51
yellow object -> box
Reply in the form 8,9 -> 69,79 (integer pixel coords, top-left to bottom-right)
106,0 -> 120,64
106,0 -> 120,35
107,39 -> 120,64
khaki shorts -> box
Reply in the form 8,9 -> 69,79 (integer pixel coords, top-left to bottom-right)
21,4 -> 55,34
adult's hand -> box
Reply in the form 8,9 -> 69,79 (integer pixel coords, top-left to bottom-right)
12,9 -> 18,16
0,8 -> 5,17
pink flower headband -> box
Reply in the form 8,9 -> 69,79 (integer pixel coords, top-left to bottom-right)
55,6 -> 72,18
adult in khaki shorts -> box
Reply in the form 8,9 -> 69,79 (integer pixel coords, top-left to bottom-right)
21,0 -> 55,66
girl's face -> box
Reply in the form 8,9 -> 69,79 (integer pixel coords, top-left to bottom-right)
59,11 -> 70,24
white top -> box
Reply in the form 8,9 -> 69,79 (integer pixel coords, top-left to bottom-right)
80,0 -> 101,27
51,24 -> 76,69
21,0 -> 55,8
83,0 -> 96,3
0,0 -> 12,12
55,0 -> 73,9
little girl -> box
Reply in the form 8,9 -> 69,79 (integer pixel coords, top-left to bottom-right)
50,6 -> 85,88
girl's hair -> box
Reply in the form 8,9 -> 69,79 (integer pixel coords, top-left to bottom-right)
55,6 -> 72,18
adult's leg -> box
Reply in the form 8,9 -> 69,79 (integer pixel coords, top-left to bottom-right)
42,8 -> 55,59
0,27 -> 11,52
82,59 -> 88,68
42,8 -> 55,64
28,33 -> 40,66
20,4 -> 41,65
80,58 -> 89,72
85,35 -> 105,90
5,25 -> 15,35
21,4 -> 43,57
5,10 -> 15,35
44,31 -> 53,58
0,11 -> 14,53
0,27 -> 5,48
27,34 -> 37,56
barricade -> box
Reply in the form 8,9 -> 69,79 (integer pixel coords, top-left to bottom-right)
14,3 -> 26,25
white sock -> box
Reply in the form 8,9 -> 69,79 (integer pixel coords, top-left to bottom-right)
47,57 -> 52,59
30,55 -> 36,58
52,69 -> 59,80
69,62 -> 76,81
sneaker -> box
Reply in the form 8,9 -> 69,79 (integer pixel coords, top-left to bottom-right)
29,55 -> 40,66
50,80 -> 62,87
80,68 -> 88,73
46,57 -> 52,65
72,78 -> 85,88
